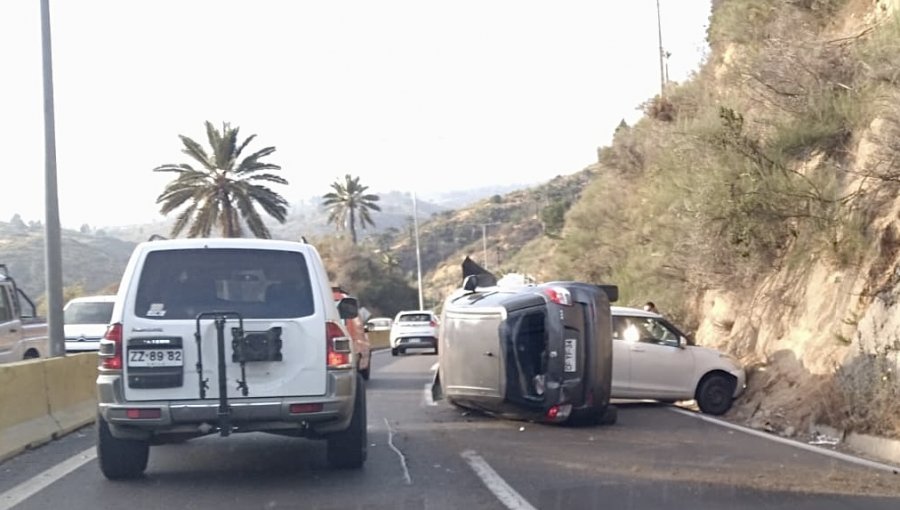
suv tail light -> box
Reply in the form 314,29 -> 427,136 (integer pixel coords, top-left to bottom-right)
99,323 -> 123,371
544,286 -> 572,306
326,321 -> 352,369
429,319 -> 437,328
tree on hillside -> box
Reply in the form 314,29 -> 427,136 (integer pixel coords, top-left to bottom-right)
322,174 -> 381,244
154,121 -> 289,238
9,214 -> 27,231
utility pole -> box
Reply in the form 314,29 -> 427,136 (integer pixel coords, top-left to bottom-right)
479,222 -> 501,271
656,0 -> 666,97
41,0 -> 65,357
412,192 -> 424,310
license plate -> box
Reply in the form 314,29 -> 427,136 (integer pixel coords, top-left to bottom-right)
564,338 -> 577,373
128,349 -> 183,367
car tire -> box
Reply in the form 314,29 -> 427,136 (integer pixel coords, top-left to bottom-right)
326,375 -> 367,469
97,416 -> 150,480
359,358 -> 371,381
696,374 -> 735,416
391,347 -> 399,356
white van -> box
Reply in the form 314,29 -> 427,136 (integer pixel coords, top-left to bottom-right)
96,238 -> 366,479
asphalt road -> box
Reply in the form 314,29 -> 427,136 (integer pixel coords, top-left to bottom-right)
2,349 -> 899,510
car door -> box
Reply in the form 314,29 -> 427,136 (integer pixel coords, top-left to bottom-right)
0,285 -> 18,356
610,316 -> 633,397
621,315 -> 695,399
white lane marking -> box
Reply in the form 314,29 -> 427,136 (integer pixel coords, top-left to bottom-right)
429,362 -> 439,371
668,407 -> 900,474
0,447 -> 96,510
460,450 -> 537,510
383,418 -> 412,485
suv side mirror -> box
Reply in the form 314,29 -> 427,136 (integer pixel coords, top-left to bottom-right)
463,275 -> 478,292
337,297 -> 359,320
364,323 -> 372,332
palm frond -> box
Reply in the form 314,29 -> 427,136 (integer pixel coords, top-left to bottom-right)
153,163 -> 198,174
170,203 -> 198,238
234,134 -> 257,160
246,173 -> 289,185
179,135 -> 215,171
233,190 -> 271,239
188,196 -> 219,238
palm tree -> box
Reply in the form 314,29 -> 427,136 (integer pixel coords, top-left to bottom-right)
154,121 -> 289,238
322,174 -> 381,244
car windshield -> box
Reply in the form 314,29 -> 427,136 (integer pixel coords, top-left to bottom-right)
398,314 -> 432,323
64,302 -> 113,325
134,249 -> 315,320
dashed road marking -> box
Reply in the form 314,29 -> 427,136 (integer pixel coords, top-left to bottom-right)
0,447 -> 96,510
461,450 -> 537,510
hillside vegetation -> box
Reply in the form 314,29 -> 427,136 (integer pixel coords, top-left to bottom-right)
0,220 -> 134,300
542,0 -> 900,437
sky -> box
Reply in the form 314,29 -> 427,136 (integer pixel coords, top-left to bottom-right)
0,0 -> 711,230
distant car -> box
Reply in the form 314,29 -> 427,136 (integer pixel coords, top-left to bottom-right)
365,317 -> 392,332
64,295 -> 115,353
390,310 -> 438,356
333,287 -> 372,380
610,306 -> 746,415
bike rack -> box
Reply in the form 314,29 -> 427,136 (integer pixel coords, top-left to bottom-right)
194,311 -> 245,437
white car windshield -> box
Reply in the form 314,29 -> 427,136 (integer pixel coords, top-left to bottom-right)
64,302 -> 113,325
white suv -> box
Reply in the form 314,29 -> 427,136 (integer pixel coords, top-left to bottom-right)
96,238 -> 366,479
610,306 -> 745,415
389,310 -> 438,356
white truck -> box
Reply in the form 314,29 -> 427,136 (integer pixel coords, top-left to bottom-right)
0,264 -> 50,363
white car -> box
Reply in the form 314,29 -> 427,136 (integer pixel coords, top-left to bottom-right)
365,317 -> 392,332
610,306 -> 745,415
64,295 -> 115,352
390,310 -> 438,356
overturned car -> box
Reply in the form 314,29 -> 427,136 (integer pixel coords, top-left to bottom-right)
432,259 -> 619,425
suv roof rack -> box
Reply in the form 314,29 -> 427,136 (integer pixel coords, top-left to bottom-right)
148,234 -> 168,241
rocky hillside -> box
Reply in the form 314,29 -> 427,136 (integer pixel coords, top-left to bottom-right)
544,0 -> 900,438
403,0 -> 900,440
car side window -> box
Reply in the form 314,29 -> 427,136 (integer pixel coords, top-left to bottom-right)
637,318 -> 680,347
614,316 -> 680,347
0,287 -> 12,323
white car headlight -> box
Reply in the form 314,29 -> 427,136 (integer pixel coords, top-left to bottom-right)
719,353 -> 740,367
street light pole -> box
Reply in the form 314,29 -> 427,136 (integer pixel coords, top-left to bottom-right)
41,0 -> 65,357
482,224 -> 487,270
412,192 -> 424,310
656,0 -> 666,97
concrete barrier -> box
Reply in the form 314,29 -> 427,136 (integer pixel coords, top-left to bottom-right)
45,353 -> 98,436
368,330 -> 390,350
0,359 -> 58,461
0,353 -> 97,462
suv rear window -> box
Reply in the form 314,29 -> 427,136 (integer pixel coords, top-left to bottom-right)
399,313 -> 432,322
134,248 -> 315,320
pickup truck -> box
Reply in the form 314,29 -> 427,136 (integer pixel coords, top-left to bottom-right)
0,264 -> 49,363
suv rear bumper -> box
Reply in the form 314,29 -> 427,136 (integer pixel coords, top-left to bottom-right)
98,369 -> 356,441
